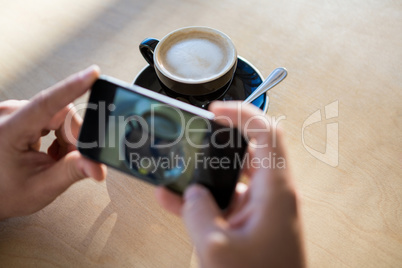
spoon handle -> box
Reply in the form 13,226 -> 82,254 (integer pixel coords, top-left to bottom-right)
243,67 -> 287,104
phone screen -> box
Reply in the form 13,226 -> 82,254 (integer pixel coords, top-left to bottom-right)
78,77 -> 247,209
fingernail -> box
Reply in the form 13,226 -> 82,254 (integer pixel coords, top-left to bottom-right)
81,64 -> 100,79
208,101 -> 221,111
184,185 -> 208,201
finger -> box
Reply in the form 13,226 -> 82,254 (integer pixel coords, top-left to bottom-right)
227,203 -> 253,229
247,128 -> 296,216
210,100 -> 290,164
209,101 -> 294,208
210,102 -> 270,158
42,103 -> 73,131
224,182 -> 249,216
232,182 -> 249,207
0,100 -> 29,116
182,185 -> 223,248
210,101 -> 268,134
56,104 -> 82,146
45,106 -> 82,160
28,151 -> 107,204
155,187 -> 183,216
29,127 -> 51,152
47,138 -> 76,160
239,145 -> 256,179
47,139 -> 60,160
6,65 -> 99,143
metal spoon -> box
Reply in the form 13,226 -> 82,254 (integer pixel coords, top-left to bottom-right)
243,67 -> 287,104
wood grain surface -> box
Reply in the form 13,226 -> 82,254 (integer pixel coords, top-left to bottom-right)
0,0 -> 401,267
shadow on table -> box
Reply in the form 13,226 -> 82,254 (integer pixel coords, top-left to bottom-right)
79,170 -> 194,266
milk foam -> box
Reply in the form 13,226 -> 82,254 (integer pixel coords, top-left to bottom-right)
162,37 -> 229,81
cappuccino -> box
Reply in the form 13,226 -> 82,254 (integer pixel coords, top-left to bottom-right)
156,29 -> 236,83
140,26 -> 238,96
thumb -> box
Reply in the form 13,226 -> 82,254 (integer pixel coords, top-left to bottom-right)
182,185 -> 222,248
31,151 -> 106,201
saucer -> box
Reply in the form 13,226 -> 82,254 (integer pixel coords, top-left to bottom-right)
133,56 -> 269,112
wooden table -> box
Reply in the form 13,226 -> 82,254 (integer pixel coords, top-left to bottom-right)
0,0 -> 401,267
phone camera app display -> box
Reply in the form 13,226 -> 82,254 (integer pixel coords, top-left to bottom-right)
110,88 -> 211,192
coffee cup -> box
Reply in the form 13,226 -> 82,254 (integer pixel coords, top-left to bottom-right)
139,26 -> 237,97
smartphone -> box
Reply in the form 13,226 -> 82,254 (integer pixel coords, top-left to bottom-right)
78,76 -> 247,209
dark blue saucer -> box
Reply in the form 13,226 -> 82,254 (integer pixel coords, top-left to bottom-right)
133,56 -> 269,112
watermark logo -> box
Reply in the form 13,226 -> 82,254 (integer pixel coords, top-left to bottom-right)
302,101 -> 339,167
66,100 -> 340,173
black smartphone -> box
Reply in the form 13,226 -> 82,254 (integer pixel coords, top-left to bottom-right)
78,76 -> 247,209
